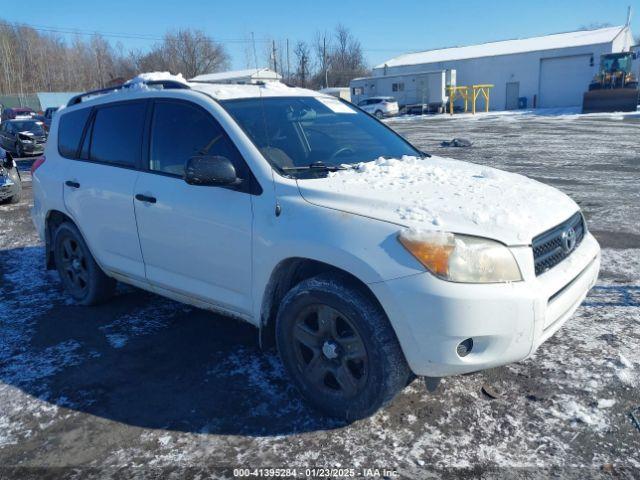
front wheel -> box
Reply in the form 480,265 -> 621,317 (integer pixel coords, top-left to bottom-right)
276,273 -> 410,420
374,110 -> 384,119
53,222 -> 116,305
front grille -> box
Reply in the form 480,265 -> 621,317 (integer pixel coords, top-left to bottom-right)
532,212 -> 585,276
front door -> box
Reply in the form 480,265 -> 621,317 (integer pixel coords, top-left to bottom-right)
62,100 -> 147,280
133,99 -> 254,316
505,82 -> 520,110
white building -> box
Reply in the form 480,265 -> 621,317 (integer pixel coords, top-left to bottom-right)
373,26 -> 634,110
190,68 -> 282,84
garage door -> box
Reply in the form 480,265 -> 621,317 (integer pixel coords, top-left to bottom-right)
539,55 -> 593,108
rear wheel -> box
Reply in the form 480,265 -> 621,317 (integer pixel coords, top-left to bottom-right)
53,222 -> 116,305
276,273 -> 410,420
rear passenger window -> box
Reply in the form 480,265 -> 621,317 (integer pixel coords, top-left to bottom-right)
149,101 -> 247,178
57,107 -> 91,158
89,102 -> 146,167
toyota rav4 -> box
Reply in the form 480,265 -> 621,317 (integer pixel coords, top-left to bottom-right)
31,74 -> 600,420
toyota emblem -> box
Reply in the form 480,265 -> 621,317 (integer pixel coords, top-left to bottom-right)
561,227 -> 577,253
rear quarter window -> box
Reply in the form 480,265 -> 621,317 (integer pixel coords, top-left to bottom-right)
58,107 -> 91,158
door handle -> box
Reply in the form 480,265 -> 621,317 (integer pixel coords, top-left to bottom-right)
135,193 -> 157,204
65,180 -> 80,188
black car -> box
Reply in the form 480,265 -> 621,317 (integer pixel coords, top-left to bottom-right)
0,119 -> 47,157
0,148 -> 22,204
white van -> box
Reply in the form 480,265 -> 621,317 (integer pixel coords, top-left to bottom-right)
31,75 -> 600,420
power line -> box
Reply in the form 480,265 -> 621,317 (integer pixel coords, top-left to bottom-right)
8,21 -> 271,44
8,20 -> 408,52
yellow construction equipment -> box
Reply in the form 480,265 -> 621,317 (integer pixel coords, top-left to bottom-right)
447,86 -> 469,114
447,84 -> 493,114
582,52 -> 639,113
472,84 -> 493,113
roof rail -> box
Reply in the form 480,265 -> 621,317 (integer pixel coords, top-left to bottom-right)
67,80 -> 190,106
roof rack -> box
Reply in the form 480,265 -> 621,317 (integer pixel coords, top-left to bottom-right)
67,80 -> 190,106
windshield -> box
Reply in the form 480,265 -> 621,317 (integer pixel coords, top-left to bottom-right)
601,55 -> 631,73
221,96 -> 420,177
12,121 -> 45,135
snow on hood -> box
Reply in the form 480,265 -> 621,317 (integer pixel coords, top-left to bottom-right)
296,155 -> 580,245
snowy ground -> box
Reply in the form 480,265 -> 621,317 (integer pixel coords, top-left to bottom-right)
1,111 -> 639,478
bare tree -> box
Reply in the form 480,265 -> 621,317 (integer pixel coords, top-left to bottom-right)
293,41 -> 310,87
136,29 -> 229,79
0,21 -> 231,97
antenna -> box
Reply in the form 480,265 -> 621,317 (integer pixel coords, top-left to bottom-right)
627,5 -> 632,26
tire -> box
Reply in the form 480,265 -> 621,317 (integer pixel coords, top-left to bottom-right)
53,222 -> 116,305
15,142 -> 24,158
8,191 -> 20,204
374,110 -> 384,119
276,273 -> 410,420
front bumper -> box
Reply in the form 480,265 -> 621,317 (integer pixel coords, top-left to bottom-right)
0,175 -> 19,200
20,142 -> 45,155
369,232 -> 601,377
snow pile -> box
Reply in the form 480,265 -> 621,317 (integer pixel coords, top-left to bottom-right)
305,155 -> 578,243
615,353 -> 637,386
125,71 -> 188,89
548,395 -> 610,431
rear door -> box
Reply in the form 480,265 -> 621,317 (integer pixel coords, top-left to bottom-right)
133,99 -> 254,315
62,100 -> 147,280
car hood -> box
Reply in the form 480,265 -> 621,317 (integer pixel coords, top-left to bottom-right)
296,156 -> 579,246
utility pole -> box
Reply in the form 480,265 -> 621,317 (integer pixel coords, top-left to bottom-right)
323,36 -> 328,88
272,40 -> 278,74
286,38 -> 290,83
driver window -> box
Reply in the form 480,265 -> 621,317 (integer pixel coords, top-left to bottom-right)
149,101 -> 245,177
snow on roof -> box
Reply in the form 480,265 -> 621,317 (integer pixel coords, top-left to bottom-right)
66,72 -> 325,107
190,81 -> 320,100
376,26 -> 626,68
125,71 -> 189,87
190,68 -> 282,83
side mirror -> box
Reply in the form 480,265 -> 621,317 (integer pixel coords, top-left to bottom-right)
184,155 -> 240,187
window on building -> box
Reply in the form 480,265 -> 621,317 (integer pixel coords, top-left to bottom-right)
392,82 -> 405,92
352,87 -> 364,95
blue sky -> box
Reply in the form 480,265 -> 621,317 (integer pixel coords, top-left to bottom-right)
3,0 -> 638,69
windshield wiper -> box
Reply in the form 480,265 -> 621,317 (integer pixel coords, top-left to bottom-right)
281,161 -> 353,173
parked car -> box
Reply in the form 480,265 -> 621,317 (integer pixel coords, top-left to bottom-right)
42,107 -> 59,131
357,96 -> 400,118
0,119 -> 47,157
1,107 -> 35,122
31,77 -> 600,420
0,148 -> 22,204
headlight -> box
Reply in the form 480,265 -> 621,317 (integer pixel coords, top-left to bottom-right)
398,229 -> 522,283
20,138 -> 33,144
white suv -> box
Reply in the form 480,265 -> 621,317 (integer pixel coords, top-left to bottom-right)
32,75 -> 600,420
357,96 -> 400,118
